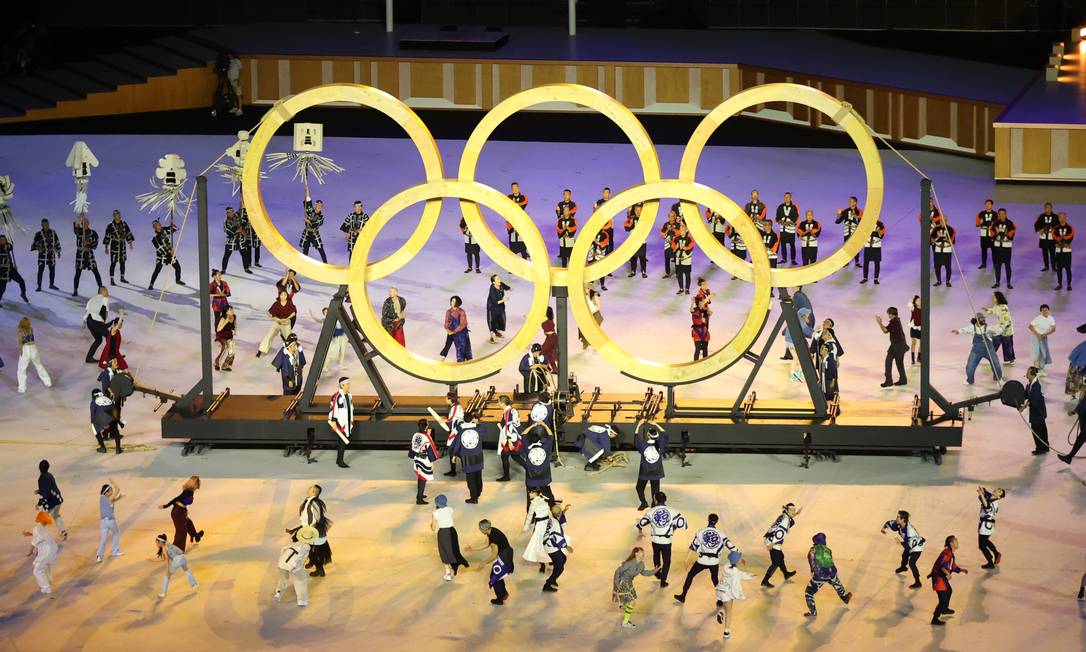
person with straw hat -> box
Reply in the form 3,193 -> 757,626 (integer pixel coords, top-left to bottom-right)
275,526 -> 318,607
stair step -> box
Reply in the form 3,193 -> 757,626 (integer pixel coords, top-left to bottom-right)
154,35 -> 218,64
96,52 -> 174,79
0,82 -> 55,111
125,44 -> 207,71
36,68 -> 113,95
4,76 -> 83,103
65,60 -> 144,87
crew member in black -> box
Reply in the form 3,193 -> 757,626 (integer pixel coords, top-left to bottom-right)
625,203 -> 648,278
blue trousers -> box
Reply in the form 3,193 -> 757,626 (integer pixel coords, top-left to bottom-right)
966,346 -> 1002,384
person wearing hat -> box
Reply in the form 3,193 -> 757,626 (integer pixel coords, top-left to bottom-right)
410,418 -> 440,505
635,491 -> 687,588
96,478 -> 124,563
952,312 -> 1003,385
328,377 -> 353,468
430,495 -> 470,582
24,510 -> 60,594
447,413 -> 484,503
761,503 -> 802,588
275,526 -> 317,606
634,419 -> 668,511
803,532 -> 852,618
272,334 -> 306,395
154,532 -> 198,598
715,550 -> 755,639
518,343 -> 549,396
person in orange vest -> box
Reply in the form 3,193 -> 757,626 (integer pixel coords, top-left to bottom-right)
975,199 -> 996,269
797,210 -> 821,266
624,203 -> 648,278
555,189 -> 577,267
988,209 -> 1016,289
860,219 -> 886,285
775,192 -> 799,265
506,182 -> 528,259
1052,211 -> 1074,291
659,209 -> 680,279
835,196 -> 863,268
672,222 -> 695,295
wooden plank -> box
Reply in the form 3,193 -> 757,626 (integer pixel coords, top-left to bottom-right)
841,84 -> 866,121
410,61 -> 443,98
872,89 -> 891,134
498,63 -> 520,101
926,97 -> 951,139
255,58 -> 279,102
604,65 -> 616,97
655,66 -> 690,104
375,61 -> 399,96
531,64 -> 565,86
994,127 -> 1011,178
1021,128 -> 1052,174
1068,129 -> 1086,168
481,63 -> 493,108
452,63 -> 476,105
290,59 -> 323,94
331,60 -> 354,84
700,67 -> 723,110
576,65 -> 598,89
902,95 -> 920,139
620,66 -> 644,108
956,102 -> 975,150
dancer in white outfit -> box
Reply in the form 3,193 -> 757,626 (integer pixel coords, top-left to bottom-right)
715,551 -> 755,639
275,526 -> 317,607
16,317 -> 52,393
25,511 -> 59,594
96,478 -> 124,562
523,487 -> 551,570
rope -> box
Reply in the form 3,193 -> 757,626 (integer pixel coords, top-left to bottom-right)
865,126 -> 1086,458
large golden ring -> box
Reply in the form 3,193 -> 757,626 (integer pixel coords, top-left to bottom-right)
241,84 -> 445,284
678,83 -> 884,287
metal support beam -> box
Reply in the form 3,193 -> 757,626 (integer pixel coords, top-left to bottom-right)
176,175 -> 212,413
778,287 -> 828,416
554,286 -> 570,401
568,0 -> 576,36
919,178 -> 932,420
385,0 -> 393,32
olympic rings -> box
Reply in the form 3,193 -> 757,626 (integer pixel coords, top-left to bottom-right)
567,180 -> 772,385
241,84 -> 446,285
678,83 -> 884,287
457,83 -> 662,287
346,179 -> 552,384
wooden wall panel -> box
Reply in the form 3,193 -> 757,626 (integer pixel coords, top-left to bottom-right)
1068,129 -> 1086,168
532,64 -> 565,86
290,60 -> 323,94
481,64 -> 493,108
902,95 -> 920,139
255,58 -> 279,102
576,65 -> 598,89
410,62 -> 444,98
452,63 -> 476,105
1021,128 -> 1052,174
700,68 -> 723,109
357,59 -> 371,85
604,65 -> 616,97
926,97 -> 951,139
331,60 -> 354,84
655,66 -> 690,104
956,103 -> 975,150
761,70 -> 791,112
498,63 -> 520,101
994,128 -> 1011,178
375,61 -> 399,96
620,66 -> 644,108
871,89 -> 891,134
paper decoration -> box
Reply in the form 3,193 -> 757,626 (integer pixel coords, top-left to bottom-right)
293,123 -> 323,151
65,141 -> 99,214
213,130 -> 265,195
266,122 -> 343,187
135,154 -> 190,215
0,175 -> 16,241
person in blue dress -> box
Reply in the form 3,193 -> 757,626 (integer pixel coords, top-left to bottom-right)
439,295 -> 473,362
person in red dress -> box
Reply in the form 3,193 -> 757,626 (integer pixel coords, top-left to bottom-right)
540,306 -> 559,373
928,535 -> 967,626
98,308 -> 127,369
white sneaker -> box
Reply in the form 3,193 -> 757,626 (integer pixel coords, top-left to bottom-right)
621,621 -> 637,628
158,592 -> 166,599
112,551 -> 124,558
443,572 -> 453,582
41,587 -> 52,594
274,590 -> 282,602
297,602 -> 308,607
96,555 -> 102,563
723,629 -> 731,639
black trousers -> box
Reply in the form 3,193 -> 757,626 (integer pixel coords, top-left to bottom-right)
732,248 -> 747,262
416,477 -> 427,500
780,232 -> 797,262
1055,252 -> 1072,286
676,264 -> 691,291
801,245 -> 818,266
992,248 -> 1012,284
108,256 -> 126,279
493,579 -> 507,600
499,451 -> 512,478
1067,426 -> 1086,458
763,548 -> 791,583
465,244 -> 480,270
0,268 -> 27,300
222,246 -> 251,272
74,264 -> 103,294
336,437 -> 347,465
510,241 -> 528,259
545,550 -> 566,587
885,342 -> 908,384
86,318 -> 110,361
558,246 -> 571,267
900,549 -> 922,583
94,423 -> 122,452
652,542 -> 672,582
863,247 -> 881,280
693,340 -> 708,360
679,562 -> 719,598
36,262 -> 55,288
979,236 -> 992,267
934,585 -> 953,617
934,252 -> 952,283
662,249 -> 674,275
635,478 -> 660,506
847,235 -> 860,265
1031,419 -> 1049,451
605,228 -> 615,254
628,244 -> 647,274
150,260 -> 182,287
978,534 -> 999,564
466,470 -> 483,500
302,241 -> 328,263
1040,240 -> 1055,269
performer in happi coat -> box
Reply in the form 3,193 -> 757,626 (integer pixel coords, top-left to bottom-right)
673,513 -> 738,604
291,484 -> 332,577
881,510 -> 926,588
977,486 -> 1005,569
443,392 -> 464,477
300,195 -> 328,262
327,376 -> 352,468
555,189 -> 577,267
340,200 -> 368,255
523,487 -> 552,572
634,419 -> 668,510
496,395 -> 522,482
410,418 -> 439,505
761,503 -> 802,587
541,501 -> 573,593
834,196 -> 863,267
72,213 -> 103,296
775,192 -> 799,265
989,208 -> 1016,289
518,343 -> 550,396
635,491 -> 687,588
465,519 -> 514,605
928,535 -> 967,625
272,334 -> 306,395
30,218 -> 61,291
447,414 -> 484,503
148,217 -> 184,290
578,424 -> 624,472
221,205 -> 252,274
797,210 -> 821,266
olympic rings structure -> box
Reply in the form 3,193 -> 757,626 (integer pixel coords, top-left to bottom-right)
241,82 -> 884,386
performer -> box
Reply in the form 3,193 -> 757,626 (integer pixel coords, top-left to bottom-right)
238,199 -> 262,267
522,487 -> 552,570
1058,388 -> 1086,465
221,205 -> 252,274
636,491 -> 687,588
506,181 -> 529,259
1035,202 -> 1058,272
275,269 -> 302,328
311,306 -> 346,370
928,535 -> 967,625
612,547 -> 661,628
214,307 -> 237,372
464,519 -> 514,605
90,389 -> 122,454
715,551 -> 755,640
634,419 -> 668,510
443,391 -> 464,477
989,209 -> 1016,289
803,532 -> 852,618
486,274 -> 511,342
1028,304 -> 1056,373
578,424 -> 621,472
952,312 -> 1002,385
984,291 -> 1016,366
209,268 -> 231,324
160,476 -> 202,552
496,395 -> 522,482
659,209 -> 680,278
673,513 -> 738,604
524,391 -> 558,447
519,427 -> 555,507
410,418 -> 439,505
541,306 -> 559,373
148,218 -> 184,291
876,307 -> 908,387
257,290 -> 296,357
541,501 -> 573,592
976,199 -> 996,269
36,460 -> 67,539
518,343 -> 550,395
15,317 -> 51,393
797,210 -> 820,266
275,526 -> 317,606
724,219 -> 748,264
25,511 -> 60,594
691,294 -> 711,361
1053,211 -> 1074,290
459,216 -> 481,273
381,287 -> 407,346
589,229 -> 609,291
0,234 -> 28,306
1020,366 -> 1049,454
447,415 -> 484,503
97,308 -> 128,370
707,207 -> 728,250
101,210 -> 134,286
293,484 -> 332,576
931,218 -> 956,287
621,203 -> 648,278
910,296 -> 923,364
881,510 -> 926,588
594,187 -> 615,255
976,486 -> 1005,569
834,196 -> 863,267
577,288 -> 603,349
759,217 -> 780,273
327,377 -> 353,468
340,200 -> 368,255
95,478 -> 124,563
775,192 -> 799,265
743,189 -> 766,223
154,533 -> 198,598
860,219 -> 886,284
72,213 -> 103,296
439,295 -> 472,362
555,189 -> 577,267
762,503 -> 802,587
271,334 -> 306,395
300,196 -> 328,263
672,222 -> 694,294
430,495 -> 469,581
817,342 -> 839,402
28,219 -> 61,292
